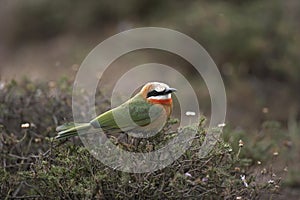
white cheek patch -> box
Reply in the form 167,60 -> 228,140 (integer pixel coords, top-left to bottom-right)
148,94 -> 171,100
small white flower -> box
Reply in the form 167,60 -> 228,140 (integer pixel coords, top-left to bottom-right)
261,168 -> 267,174
218,123 -> 226,128
238,139 -> 244,147
268,180 -> 274,184
185,172 -> 192,177
240,175 -> 248,187
257,161 -> 261,165
21,123 -> 30,128
185,111 -> 196,116
202,177 -> 208,182
0,82 -> 5,90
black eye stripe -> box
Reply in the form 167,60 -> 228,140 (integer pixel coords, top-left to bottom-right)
147,89 -> 166,98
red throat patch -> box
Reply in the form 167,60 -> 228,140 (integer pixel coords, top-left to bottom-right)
148,98 -> 173,105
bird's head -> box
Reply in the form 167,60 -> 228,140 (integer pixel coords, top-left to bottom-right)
140,82 -> 176,105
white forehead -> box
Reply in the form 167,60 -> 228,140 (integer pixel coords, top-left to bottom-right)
151,82 -> 169,92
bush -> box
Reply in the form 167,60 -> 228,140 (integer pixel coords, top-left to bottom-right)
0,80 -> 281,199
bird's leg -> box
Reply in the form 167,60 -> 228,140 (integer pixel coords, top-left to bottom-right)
117,133 -> 128,144
116,133 -> 135,151
133,138 -> 143,150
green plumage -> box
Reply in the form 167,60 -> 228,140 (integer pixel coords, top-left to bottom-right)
55,93 -> 164,140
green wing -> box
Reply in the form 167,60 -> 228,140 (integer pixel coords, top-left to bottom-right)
90,97 -> 164,133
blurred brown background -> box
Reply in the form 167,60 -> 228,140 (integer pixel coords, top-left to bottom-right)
0,0 -> 299,129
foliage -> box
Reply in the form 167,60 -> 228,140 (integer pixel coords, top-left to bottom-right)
0,80 -> 283,199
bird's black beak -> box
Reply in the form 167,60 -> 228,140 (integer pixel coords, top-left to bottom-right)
165,88 -> 177,94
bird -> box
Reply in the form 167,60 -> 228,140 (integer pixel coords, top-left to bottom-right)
55,82 -> 176,140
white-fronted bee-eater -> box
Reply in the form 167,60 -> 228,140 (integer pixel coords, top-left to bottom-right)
55,82 -> 176,140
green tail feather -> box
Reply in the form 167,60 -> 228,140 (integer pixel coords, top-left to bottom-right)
55,122 -> 91,140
